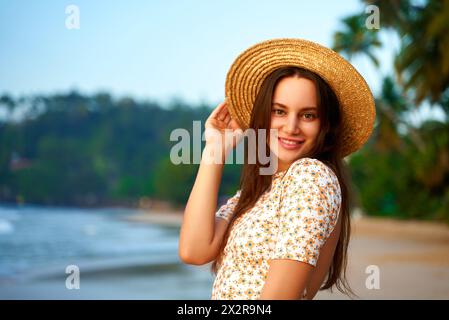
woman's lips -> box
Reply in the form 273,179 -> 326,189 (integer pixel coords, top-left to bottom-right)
278,137 -> 304,150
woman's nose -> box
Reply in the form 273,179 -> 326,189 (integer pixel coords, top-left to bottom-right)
283,114 -> 300,134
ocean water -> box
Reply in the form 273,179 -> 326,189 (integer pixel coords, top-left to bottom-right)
0,204 -> 214,299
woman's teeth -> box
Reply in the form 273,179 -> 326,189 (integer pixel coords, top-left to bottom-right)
280,138 -> 301,145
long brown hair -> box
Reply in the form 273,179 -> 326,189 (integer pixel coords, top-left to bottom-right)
211,66 -> 357,298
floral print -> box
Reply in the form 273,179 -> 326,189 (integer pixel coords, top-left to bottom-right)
211,157 -> 342,300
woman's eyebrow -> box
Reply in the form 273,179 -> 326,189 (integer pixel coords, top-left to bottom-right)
272,102 -> 317,111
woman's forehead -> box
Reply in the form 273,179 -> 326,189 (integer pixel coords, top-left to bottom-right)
272,77 -> 318,108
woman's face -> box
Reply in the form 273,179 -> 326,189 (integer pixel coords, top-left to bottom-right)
268,76 -> 321,173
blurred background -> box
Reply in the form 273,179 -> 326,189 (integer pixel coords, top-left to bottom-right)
0,0 -> 448,299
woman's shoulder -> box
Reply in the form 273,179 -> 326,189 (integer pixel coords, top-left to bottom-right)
281,157 -> 342,206
285,157 -> 338,185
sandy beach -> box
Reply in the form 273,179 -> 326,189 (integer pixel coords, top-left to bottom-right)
129,210 -> 449,299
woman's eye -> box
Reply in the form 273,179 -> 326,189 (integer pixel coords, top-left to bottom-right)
303,113 -> 316,120
272,109 -> 317,119
272,109 -> 285,115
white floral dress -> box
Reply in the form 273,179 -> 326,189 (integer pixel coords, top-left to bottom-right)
211,157 -> 342,300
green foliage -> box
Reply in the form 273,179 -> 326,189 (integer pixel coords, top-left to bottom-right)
336,0 -> 449,223
0,92 -> 243,207
349,130 -> 449,223
152,156 -> 198,205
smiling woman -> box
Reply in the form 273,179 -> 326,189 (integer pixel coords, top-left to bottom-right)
178,38 -> 376,300
209,65 -> 345,300
268,75 -> 322,172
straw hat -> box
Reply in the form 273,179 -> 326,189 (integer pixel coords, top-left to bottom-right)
225,38 -> 376,157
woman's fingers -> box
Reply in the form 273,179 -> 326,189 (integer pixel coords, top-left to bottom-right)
206,101 -> 244,145
229,118 -> 242,131
210,101 -> 226,119
217,105 -> 228,121
224,113 -> 231,125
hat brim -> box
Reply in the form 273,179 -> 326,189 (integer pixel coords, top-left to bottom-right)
225,38 -> 376,158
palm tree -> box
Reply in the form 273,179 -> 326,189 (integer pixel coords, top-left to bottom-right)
340,0 -> 449,222
377,76 -> 425,152
332,14 -> 382,67
394,0 -> 449,105
364,0 -> 449,105
362,0 -> 414,30
332,13 -> 425,152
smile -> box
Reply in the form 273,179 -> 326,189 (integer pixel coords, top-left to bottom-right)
278,137 -> 304,150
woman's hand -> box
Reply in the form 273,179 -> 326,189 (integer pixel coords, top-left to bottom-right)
203,99 -> 244,163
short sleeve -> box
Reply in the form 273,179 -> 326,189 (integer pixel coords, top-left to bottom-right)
271,158 -> 341,267
215,189 -> 241,223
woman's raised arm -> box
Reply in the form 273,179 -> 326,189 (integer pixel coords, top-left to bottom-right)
178,100 -> 243,265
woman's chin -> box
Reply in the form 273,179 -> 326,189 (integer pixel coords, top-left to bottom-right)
269,144 -> 309,167
279,150 -> 302,161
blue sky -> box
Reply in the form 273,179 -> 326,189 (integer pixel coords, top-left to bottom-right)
2,0 -> 392,106
5,0 -> 444,126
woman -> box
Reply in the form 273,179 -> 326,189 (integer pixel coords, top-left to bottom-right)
178,38 -> 375,300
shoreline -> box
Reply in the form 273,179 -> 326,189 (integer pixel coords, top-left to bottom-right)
126,210 -> 184,228
0,199 -> 185,212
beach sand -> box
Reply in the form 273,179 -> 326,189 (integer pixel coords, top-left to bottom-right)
317,215 -> 449,299
129,210 -> 449,299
